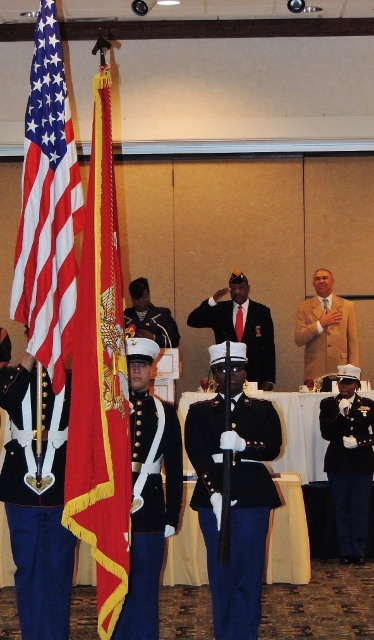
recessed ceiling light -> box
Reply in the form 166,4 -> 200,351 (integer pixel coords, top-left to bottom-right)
303,6 -> 323,12
157,1 -> 180,5
19,11 -> 38,18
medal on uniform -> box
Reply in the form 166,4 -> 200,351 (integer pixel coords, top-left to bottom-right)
358,406 -> 370,417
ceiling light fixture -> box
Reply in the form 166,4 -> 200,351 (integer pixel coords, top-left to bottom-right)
287,0 -> 305,13
131,0 -> 157,15
19,11 -> 38,18
303,5 -> 323,12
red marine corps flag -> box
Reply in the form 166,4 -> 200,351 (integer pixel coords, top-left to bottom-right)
62,57 -> 132,640
10,0 -> 84,394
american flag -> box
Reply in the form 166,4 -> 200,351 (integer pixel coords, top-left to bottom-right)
10,0 -> 84,394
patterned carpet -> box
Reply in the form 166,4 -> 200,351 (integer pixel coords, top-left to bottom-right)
0,560 -> 373,639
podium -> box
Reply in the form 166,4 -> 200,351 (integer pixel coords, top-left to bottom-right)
150,348 -> 181,404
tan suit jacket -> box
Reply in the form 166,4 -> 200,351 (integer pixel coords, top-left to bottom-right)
295,294 -> 360,380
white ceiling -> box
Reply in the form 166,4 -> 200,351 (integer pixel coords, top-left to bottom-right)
1,0 -> 374,23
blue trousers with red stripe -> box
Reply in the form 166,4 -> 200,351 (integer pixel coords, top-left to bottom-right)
112,532 -> 165,640
5,503 -> 76,640
198,506 -> 270,640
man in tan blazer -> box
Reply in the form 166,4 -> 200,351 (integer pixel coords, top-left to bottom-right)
295,269 -> 360,382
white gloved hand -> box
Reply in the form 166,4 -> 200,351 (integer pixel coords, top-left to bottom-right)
164,525 -> 175,538
339,398 -> 351,416
343,435 -> 358,449
220,430 -> 246,452
210,492 -> 238,531
210,492 -> 222,531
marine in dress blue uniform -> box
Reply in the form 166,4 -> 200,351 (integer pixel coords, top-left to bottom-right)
0,352 -> 76,640
320,364 -> 374,564
112,338 -> 183,640
187,270 -> 275,390
185,342 -> 282,640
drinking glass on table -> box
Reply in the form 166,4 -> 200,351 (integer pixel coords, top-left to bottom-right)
200,377 -> 209,392
313,377 -> 323,393
208,379 -> 217,393
305,377 -> 314,392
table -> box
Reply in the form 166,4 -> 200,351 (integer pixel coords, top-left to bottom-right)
0,474 -> 310,588
178,391 -> 374,484
0,405 -> 310,586
163,474 -> 310,586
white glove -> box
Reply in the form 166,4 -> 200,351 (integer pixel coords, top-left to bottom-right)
164,525 -> 175,538
210,492 -> 222,531
339,398 -> 351,416
343,435 -> 358,449
220,430 -> 246,452
210,492 -> 238,531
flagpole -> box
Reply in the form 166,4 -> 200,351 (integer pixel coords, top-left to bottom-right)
35,361 -> 43,488
218,341 -> 232,564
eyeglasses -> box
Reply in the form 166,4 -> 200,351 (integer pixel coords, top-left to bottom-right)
213,365 -> 246,374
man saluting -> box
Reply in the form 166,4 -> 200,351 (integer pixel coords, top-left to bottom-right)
187,270 -> 275,390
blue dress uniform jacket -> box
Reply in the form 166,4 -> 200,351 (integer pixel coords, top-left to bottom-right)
0,363 -> 75,640
0,364 -> 70,506
320,393 -> 374,474
124,303 -> 180,348
112,391 -> 183,640
187,299 -> 275,386
185,393 -> 282,510
320,393 -> 374,560
185,392 -> 282,640
130,390 -> 183,533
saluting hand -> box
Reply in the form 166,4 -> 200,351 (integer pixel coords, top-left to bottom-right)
212,288 -> 230,303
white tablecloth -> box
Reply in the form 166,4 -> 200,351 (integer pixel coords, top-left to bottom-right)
0,408 -> 310,587
163,474 -> 310,586
178,390 -> 374,485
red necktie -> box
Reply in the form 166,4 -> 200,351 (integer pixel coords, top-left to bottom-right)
235,305 -> 244,341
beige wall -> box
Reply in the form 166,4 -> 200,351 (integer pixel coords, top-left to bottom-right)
2,155 -> 373,395
2,37 -> 374,148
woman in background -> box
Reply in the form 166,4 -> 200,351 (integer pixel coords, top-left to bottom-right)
320,364 -> 374,565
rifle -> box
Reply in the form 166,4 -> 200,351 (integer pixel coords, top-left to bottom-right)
218,340 -> 232,564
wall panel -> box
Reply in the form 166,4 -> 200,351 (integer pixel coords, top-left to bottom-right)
304,157 -> 374,382
173,158 -> 305,394
2,156 -> 373,396
0,163 -> 25,365
115,161 -> 175,310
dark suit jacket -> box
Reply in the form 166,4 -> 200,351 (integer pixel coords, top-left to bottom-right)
185,393 -> 282,510
187,298 -> 276,386
124,303 -> 180,348
320,393 -> 374,474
